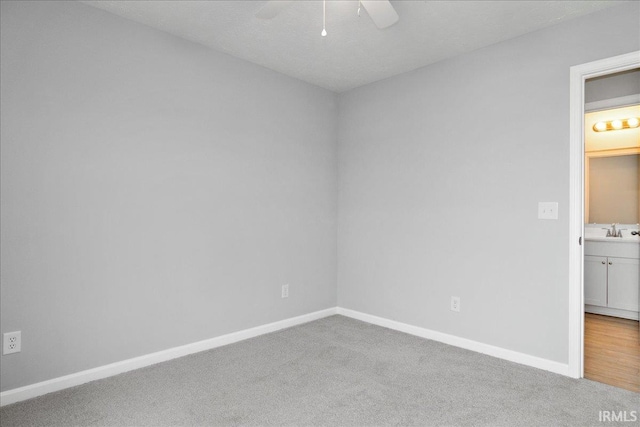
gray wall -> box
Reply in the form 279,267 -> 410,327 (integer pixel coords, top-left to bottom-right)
0,1 -> 337,391
586,68 -> 640,104
589,154 -> 639,224
337,2 -> 640,364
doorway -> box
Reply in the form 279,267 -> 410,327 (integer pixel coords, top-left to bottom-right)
582,88 -> 639,391
568,51 -> 640,382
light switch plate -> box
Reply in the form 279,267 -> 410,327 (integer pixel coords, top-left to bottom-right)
538,202 -> 558,220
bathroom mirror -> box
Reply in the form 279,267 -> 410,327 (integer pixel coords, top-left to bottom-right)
585,150 -> 640,224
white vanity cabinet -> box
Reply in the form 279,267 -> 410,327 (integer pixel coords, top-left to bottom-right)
584,240 -> 639,319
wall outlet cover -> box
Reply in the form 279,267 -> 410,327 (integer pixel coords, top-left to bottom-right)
281,284 -> 289,298
3,331 -> 21,355
451,296 -> 461,312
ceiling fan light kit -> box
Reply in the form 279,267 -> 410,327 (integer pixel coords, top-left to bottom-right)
256,0 -> 400,37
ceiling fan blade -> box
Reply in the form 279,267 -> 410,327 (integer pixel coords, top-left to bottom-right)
255,1 -> 294,20
361,0 -> 399,29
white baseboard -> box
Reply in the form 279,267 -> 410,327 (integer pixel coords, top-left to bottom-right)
336,307 -> 569,377
0,307 -> 338,407
1,306 -> 571,406
585,305 -> 639,321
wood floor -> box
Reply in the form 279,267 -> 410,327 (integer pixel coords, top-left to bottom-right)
584,313 -> 639,393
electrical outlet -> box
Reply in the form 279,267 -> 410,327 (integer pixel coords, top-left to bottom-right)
451,297 -> 460,312
281,284 -> 289,298
3,331 -> 21,355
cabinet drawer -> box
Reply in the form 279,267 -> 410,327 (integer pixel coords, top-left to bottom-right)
585,241 -> 640,259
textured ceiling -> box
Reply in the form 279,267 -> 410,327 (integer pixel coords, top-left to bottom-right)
81,1 -> 626,92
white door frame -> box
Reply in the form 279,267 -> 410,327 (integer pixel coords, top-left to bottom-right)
568,50 -> 640,379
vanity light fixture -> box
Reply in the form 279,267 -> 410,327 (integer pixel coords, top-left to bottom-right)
592,117 -> 640,132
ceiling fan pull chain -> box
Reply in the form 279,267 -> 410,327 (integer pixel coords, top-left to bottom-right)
358,0 -> 361,17
321,0 -> 327,36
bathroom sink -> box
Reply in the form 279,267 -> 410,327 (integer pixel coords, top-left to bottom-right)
584,226 -> 640,243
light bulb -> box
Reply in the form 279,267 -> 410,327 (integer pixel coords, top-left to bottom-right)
611,119 -> 623,129
594,122 -> 607,132
627,117 -> 639,128
321,28 -> 327,37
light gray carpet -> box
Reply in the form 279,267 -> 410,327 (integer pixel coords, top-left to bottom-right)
0,315 -> 638,426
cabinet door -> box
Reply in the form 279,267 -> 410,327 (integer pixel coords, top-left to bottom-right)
607,257 -> 639,312
584,255 -> 608,307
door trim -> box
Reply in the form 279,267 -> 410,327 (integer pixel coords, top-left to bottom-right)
568,50 -> 640,379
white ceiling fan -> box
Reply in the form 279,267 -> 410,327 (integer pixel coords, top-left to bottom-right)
256,0 -> 400,35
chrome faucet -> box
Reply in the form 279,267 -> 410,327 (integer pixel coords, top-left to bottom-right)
603,224 -> 614,237
602,223 -> 623,237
